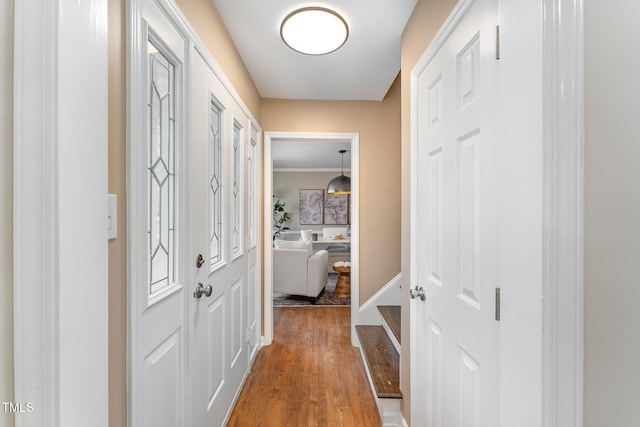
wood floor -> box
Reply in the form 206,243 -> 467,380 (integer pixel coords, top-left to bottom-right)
226,307 -> 382,427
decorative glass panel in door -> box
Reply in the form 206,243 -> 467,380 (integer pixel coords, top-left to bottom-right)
209,97 -> 223,269
147,39 -> 176,295
232,121 -> 242,256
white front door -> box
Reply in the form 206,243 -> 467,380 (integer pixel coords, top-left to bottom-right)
189,48 -> 251,426
411,0 -> 500,425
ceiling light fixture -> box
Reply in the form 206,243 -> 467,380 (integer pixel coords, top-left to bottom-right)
280,7 -> 349,55
327,150 -> 351,194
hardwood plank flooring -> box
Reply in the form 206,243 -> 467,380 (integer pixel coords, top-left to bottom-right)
227,307 -> 382,427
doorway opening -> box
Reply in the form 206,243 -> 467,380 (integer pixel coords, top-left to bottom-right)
263,132 -> 360,345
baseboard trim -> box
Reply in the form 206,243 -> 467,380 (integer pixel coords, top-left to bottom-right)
358,273 -> 401,326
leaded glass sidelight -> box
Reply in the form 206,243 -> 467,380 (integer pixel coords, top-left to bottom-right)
232,122 -> 242,255
209,98 -> 223,268
147,40 -> 176,295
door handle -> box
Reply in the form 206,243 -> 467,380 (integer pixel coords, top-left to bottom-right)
194,283 -> 213,299
409,286 -> 426,301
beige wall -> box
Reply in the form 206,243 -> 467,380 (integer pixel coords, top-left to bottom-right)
273,171 -> 352,233
174,0 -> 261,120
584,0 -> 640,425
107,1 -> 127,426
0,0 -> 13,426
107,1 -> 262,425
261,76 -> 401,305
399,0 -> 459,423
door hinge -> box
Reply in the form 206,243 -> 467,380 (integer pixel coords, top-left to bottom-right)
495,25 -> 501,60
495,287 -> 501,321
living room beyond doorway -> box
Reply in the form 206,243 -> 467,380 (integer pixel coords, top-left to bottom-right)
263,131 -> 360,346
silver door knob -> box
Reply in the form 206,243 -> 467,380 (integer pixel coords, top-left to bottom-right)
410,286 -> 426,301
194,283 -> 213,298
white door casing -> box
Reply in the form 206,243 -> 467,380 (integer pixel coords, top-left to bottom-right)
13,1 -> 109,426
410,0 -> 501,425
262,132 -> 360,346
541,0 -> 585,426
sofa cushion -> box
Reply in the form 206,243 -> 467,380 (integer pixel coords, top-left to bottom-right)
274,239 -> 313,256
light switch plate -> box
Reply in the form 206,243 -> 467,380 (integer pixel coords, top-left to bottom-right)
108,194 -> 117,240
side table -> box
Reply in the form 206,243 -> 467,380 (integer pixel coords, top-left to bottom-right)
332,265 -> 351,298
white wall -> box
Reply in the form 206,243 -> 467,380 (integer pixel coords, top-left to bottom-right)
585,1 -> 640,425
0,0 -> 14,426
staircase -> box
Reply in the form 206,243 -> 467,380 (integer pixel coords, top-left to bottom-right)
356,305 -> 403,426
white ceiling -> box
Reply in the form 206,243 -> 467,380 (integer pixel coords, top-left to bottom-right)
213,0 -> 417,101
272,140 -> 351,171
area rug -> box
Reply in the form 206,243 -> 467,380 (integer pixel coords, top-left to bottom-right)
273,273 -> 350,307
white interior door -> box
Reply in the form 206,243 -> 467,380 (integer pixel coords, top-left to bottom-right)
129,2 -> 189,426
189,48 -> 251,426
411,0 -> 500,425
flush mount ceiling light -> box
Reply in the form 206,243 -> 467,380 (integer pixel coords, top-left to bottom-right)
280,7 -> 349,55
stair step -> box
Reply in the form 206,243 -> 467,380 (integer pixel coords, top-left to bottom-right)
377,305 -> 401,344
355,325 -> 402,399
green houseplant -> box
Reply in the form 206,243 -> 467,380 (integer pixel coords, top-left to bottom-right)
273,197 -> 291,241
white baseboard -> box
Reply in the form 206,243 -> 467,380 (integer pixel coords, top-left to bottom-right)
358,273 -> 401,325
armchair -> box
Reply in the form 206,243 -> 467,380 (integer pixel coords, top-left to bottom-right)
273,240 -> 328,297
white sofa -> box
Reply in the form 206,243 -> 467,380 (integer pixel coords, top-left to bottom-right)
273,240 -> 329,298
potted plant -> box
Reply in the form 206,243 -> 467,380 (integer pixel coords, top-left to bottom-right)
273,197 -> 291,241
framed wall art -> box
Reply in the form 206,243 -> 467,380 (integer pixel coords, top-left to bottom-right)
324,193 -> 349,225
299,189 -> 324,225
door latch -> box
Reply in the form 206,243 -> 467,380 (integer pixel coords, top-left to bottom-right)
196,254 -> 205,268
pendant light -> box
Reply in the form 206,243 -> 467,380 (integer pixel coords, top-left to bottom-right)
326,150 -> 351,194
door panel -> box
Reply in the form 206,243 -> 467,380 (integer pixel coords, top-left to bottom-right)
229,277 -> 244,368
412,0 -> 500,425
143,332 -> 181,427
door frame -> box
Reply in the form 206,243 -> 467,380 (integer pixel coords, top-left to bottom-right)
541,0 -> 585,424
409,0 -> 584,425
13,0 -> 109,426
263,131 -> 360,346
